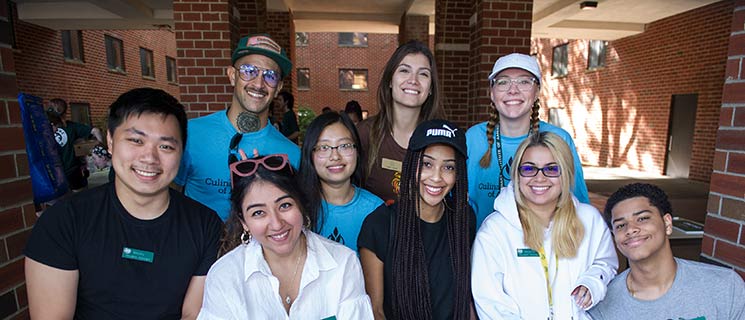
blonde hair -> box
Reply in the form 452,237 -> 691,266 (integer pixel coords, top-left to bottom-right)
511,132 -> 584,258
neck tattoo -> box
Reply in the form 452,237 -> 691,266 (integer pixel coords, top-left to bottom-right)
236,111 -> 260,133
285,245 -> 305,306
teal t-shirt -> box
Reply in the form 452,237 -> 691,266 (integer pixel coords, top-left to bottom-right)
317,186 -> 384,253
465,121 -> 589,228
175,111 -> 301,221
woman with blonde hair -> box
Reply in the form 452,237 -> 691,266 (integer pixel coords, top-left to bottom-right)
471,132 -> 617,320
358,40 -> 442,204
465,53 -> 589,228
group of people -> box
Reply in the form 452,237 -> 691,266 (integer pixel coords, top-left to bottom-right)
24,33 -> 744,320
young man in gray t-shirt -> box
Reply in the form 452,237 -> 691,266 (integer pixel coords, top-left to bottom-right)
590,183 -> 744,320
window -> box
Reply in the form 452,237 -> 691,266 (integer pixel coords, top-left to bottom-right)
62,30 -> 84,62
166,56 -> 177,83
552,44 -> 568,77
339,69 -> 368,90
69,103 -> 91,126
105,35 -> 125,72
297,68 -> 310,90
140,48 -> 154,78
338,33 -> 368,47
296,32 -> 308,47
588,40 -> 607,70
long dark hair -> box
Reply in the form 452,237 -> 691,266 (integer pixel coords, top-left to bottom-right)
366,40 -> 443,177
389,146 -> 471,319
219,165 -> 308,256
298,112 -> 364,232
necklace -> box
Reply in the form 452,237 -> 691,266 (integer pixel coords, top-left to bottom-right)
494,124 -> 533,188
284,245 -> 305,306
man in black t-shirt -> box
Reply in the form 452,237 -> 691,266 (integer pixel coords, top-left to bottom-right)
25,88 -> 223,319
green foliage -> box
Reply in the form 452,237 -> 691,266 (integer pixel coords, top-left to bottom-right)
297,105 -> 316,146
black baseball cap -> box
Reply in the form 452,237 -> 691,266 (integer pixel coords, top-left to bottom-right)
408,119 -> 467,157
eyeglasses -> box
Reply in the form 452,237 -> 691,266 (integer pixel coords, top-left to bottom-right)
490,77 -> 537,92
234,64 -> 280,88
313,143 -> 356,159
229,154 -> 293,187
228,133 -> 243,165
518,164 -> 561,178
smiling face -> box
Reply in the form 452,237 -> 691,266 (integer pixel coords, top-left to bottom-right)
610,196 -> 673,264
240,180 -> 304,260
227,54 -> 283,120
517,146 -> 562,215
391,53 -> 432,110
313,122 -> 357,189
109,112 -> 182,203
418,144 -> 456,210
489,68 -> 539,123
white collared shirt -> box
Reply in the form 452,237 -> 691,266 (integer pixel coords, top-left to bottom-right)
198,230 -> 374,320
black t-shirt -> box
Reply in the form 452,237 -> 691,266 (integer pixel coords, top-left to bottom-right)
357,201 -> 476,320
25,183 -> 223,319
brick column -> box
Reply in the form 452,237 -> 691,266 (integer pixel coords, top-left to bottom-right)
399,14 -> 430,47
267,10 -> 295,93
173,0 -> 237,117
238,0 -> 266,36
702,0 -> 745,279
434,0 -> 472,127
435,0 -> 533,128
0,0 -> 34,318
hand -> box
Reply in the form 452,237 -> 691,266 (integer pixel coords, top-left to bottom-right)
236,148 -> 260,161
571,285 -> 592,309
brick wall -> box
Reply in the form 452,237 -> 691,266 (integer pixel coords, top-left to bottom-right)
399,14 -> 429,47
0,0 -> 31,317
532,1 -> 733,182
295,32 -> 398,115
14,22 -> 179,125
173,0 -> 234,118
435,0 -> 471,127
267,11 -> 295,93
703,0 -> 745,279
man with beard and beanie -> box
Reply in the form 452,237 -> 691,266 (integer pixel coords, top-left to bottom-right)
174,34 -> 301,221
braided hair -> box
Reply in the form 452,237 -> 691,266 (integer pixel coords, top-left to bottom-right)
478,97 -> 542,169
389,148 -> 472,319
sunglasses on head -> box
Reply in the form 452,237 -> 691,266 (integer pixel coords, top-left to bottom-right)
228,133 -> 243,165
229,154 -> 293,187
234,64 -> 280,88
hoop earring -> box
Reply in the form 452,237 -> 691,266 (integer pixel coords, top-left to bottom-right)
304,215 -> 311,229
240,230 -> 252,245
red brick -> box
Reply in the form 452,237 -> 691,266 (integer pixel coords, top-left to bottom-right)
721,197 -> 745,221
710,173 -> 745,198
707,193 -> 721,214
16,154 -> 29,177
7,100 -> 21,125
725,58 -> 741,80
0,127 -> 25,152
17,284 -> 27,310
728,152 -> 745,175
737,269 -> 745,282
0,239 -> 7,264
0,207 -> 24,236
0,74 -> 18,99
714,240 -> 745,269
741,228 -> 745,245
701,235 -> 715,256
0,259 -> 24,293
722,81 -> 745,103
0,154 -> 16,179
703,215 -> 741,242
734,107 -> 745,126
719,107 -> 734,126
1,47 -> 15,73
0,179 -> 33,207
716,129 -> 745,151
727,33 -> 745,56
731,9 -> 745,32
6,229 -> 31,260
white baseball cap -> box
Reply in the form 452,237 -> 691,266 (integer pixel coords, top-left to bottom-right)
487,53 -> 542,85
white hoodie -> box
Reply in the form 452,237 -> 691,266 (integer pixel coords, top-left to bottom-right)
471,183 -> 618,320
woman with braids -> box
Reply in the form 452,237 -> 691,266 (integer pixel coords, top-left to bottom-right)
198,154 -> 373,319
358,40 -> 442,204
358,119 -> 476,320
298,112 -> 386,253
465,53 -> 589,228
471,132 -> 617,320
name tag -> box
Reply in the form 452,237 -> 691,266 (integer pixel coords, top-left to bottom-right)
516,248 -> 539,257
381,158 -> 402,172
122,247 -> 154,263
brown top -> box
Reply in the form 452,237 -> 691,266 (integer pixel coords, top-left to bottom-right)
358,117 -> 407,205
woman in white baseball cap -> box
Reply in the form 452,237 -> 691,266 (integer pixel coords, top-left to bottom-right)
465,53 -> 590,229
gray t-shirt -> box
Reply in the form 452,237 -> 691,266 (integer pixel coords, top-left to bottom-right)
589,258 -> 745,320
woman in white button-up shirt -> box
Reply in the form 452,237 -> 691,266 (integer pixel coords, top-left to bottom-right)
198,154 -> 374,319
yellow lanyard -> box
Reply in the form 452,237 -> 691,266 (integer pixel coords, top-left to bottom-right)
538,247 -> 558,319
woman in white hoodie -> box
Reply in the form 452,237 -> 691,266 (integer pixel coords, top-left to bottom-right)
471,132 -> 617,320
